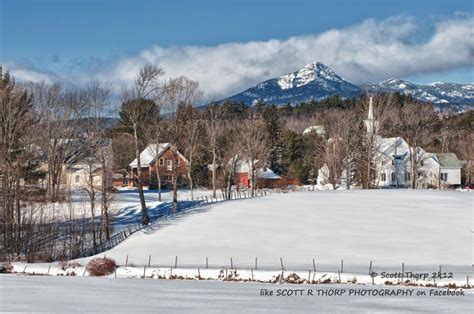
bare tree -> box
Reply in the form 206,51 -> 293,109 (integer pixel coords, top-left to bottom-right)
393,100 -> 438,188
0,69 -> 37,257
33,83 -> 86,201
162,76 -> 203,210
217,122 -> 242,199
111,133 -> 135,185
120,63 -> 164,225
203,102 -> 226,198
182,106 -> 203,200
83,80 -> 113,240
239,118 -> 270,196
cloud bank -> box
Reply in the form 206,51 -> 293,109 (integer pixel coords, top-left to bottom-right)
4,14 -> 473,98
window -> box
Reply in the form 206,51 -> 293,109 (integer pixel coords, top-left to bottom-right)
159,158 -> 164,166
166,160 -> 172,171
391,172 -> 396,182
420,160 -> 424,166
405,172 -> 411,181
176,158 -> 180,166
75,175 -> 80,183
441,173 -> 448,181
381,173 -> 386,182
382,161 -> 386,166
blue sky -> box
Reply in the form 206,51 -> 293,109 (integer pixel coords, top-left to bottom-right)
1,0 -> 473,96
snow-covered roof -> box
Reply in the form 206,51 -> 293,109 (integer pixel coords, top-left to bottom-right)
234,160 -> 280,180
258,168 -> 281,179
302,125 -> 325,135
129,143 -> 171,168
436,153 -> 461,168
67,163 -> 101,174
374,136 -> 411,158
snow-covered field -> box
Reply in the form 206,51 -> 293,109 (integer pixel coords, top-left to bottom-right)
79,190 -> 472,271
0,275 -> 471,313
45,187 -> 216,222
4,189 -> 472,312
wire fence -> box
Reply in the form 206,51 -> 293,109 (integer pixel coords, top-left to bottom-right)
79,188 -> 273,258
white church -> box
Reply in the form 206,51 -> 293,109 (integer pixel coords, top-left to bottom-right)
317,98 -> 462,189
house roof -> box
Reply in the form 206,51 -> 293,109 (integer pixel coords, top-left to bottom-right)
436,153 -> 462,168
129,143 -> 189,168
374,136 -> 410,157
234,160 -> 280,180
258,168 -> 281,180
68,163 -> 101,174
129,143 -> 171,168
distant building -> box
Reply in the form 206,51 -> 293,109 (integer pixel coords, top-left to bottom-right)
63,139 -> 113,191
65,162 -> 113,190
234,159 -> 281,188
129,143 -> 188,188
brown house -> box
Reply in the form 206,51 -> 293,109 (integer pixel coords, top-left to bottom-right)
129,143 -> 188,188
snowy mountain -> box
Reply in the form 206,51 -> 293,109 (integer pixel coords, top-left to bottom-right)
362,78 -> 474,111
222,63 -> 473,111
224,62 -> 361,105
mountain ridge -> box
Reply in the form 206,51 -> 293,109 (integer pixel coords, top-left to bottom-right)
222,62 -> 473,111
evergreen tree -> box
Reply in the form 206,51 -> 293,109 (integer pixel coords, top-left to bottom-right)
282,130 -> 309,182
262,105 -> 285,174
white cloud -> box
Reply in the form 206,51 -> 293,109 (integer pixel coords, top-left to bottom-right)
3,15 -> 473,97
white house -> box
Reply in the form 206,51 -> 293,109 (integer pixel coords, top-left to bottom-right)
436,153 -> 462,186
317,97 -> 462,188
65,162 -> 113,190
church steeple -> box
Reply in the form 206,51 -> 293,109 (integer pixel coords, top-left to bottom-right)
364,97 -> 379,135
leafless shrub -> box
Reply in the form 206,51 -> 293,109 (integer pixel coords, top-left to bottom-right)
0,263 -> 13,273
86,257 -> 117,276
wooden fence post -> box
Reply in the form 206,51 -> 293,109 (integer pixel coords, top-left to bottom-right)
148,255 -> 151,267
341,259 -> 344,273
206,257 -> 208,269
313,258 -> 316,272
280,257 -> 284,270
174,256 -> 178,268
369,261 -> 372,275
255,257 -> 258,270
230,257 -> 233,269
125,255 -> 128,267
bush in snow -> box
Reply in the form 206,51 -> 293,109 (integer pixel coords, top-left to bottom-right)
86,257 -> 117,276
0,263 -> 13,273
